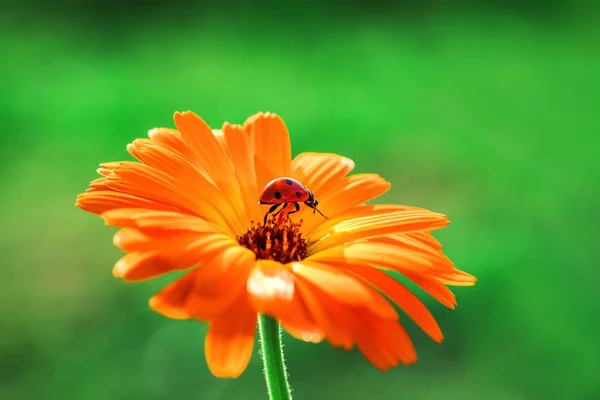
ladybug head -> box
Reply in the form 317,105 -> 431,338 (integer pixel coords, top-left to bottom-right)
303,189 -> 326,220
304,189 -> 327,219
304,189 -> 317,208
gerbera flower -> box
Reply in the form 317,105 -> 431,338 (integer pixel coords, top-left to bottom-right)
76,111 -> 475,381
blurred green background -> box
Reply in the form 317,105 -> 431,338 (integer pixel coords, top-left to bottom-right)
2,1 -> 599,399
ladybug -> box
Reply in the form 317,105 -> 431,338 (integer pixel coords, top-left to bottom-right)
258,177 -> 327,225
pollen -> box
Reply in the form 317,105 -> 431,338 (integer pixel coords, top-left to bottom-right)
237,219 -> 308,264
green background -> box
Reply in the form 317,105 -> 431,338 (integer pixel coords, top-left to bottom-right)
2,2 -> 599,399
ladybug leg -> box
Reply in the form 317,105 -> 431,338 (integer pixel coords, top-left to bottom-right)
286,202 -> 301,222
264,203 -> 282,225
272,202 -> 288,219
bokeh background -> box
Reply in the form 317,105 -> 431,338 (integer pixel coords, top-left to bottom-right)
2,1 -> 599,399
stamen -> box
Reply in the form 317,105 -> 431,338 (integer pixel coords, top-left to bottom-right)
237,219 -> 307,264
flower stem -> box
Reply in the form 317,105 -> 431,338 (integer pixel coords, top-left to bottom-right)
258,314 -> 292,400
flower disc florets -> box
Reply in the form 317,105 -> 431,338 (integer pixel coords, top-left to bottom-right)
237,219 -> 308,263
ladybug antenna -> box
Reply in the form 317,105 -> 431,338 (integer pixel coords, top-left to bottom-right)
314,206 -> 328,220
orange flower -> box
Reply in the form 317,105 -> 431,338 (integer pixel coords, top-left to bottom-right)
76,111 -> 476,378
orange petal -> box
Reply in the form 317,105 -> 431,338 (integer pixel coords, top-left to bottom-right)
294,275 -> 417,368
147,128 -> 206,173
112,251 -> 166,280
297,174 -> 391,234
150,246 -> 255,320
113,233 -> 239,281
112,227 -> 178,251
186,246 -> 256,320
353,309 -> 417,370
101,209 -> 228,235
75,190 -> 180,215
335,263 -> 443,342
307,240 -> 462,308
368,234 -> 448,259
292,277 -> 355,349
290,153 -> 355,196
309,204 -> 416,238
309,209 -> 449,253
127,139 -> 209,183
280,321 -> 325,344
100,161 -> 234,231
290,261 -> 397,319
406,231 -> 443,250
308,241 -> 454,275
211,127 -> 251,228
254,154 -> 277,194
149,269 -> 197,320
222,122 -> 261,224
173,112 -> 245,226
113,228 -> 148,252
172,111 -> 234,185
400,271 -> 458,309
112,228 -> 216,253
100,208 -> 211,230
204,294 -> 257,378
210,128 -> 233,158
245,112 -> 291,178
246,260 -> 320,339
435,269 -> 477,286
126,139 -> 245,233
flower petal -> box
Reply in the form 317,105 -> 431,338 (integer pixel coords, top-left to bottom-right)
246,260 -> 321,339
245,112 -> 291,179
204,294 -> 257,378
149,246 -> 256,319
75,190 -> 180,215
294,276 -> 416,368
309,208 -> 449,253
148,269 -> 196,320
368,234 -> 447,259
292,277 -> 354,349
280,322 -> 325,344
435,269 -> 477,286
335,263 -> 443,342
308,241 -> 454,274
147,127 -> 207,177
92,161 -> 237,232
399,272 -> 458,309
173,112 -> 246,225
353,309 -> 417,369
364,235 -> 475,287
290,153 -> 355,195
101,209 -> 228,236
307,240 -> 465,308
254,154 -> 276,194
222,122 -> 262,224
291,261 -> 397,319
309,204 -> 416,237
297,174 -> 391,234
113,234 -> 238,281
126,139 -> 203,182
127,141 -> 246,233
406,231 -> 443,250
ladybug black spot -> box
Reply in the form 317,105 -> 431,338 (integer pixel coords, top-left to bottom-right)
296,191 -> 302,198
285,178 -> 293,185
274,191 -> 282,199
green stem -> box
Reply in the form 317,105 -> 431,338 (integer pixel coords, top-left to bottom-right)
258,314 -> 292,400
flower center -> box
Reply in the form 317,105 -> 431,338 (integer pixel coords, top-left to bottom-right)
237,219 -> 308,263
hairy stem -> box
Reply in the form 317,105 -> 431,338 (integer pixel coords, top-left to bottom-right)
258,314 -> 292,400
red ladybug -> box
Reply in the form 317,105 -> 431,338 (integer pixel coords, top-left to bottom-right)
258,177 -> 327,225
